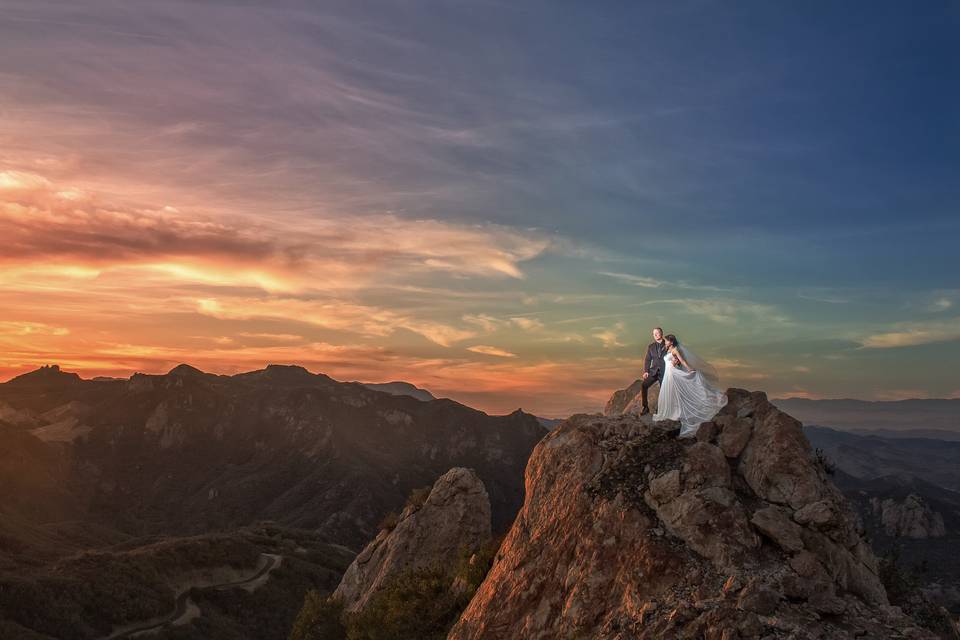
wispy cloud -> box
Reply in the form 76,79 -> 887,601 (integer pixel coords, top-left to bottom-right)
598,271 -> 664,288
598,271 -> 732,292
195,296 -> 476,347
632,297 -> 789,325
930,297 -> 953,312
592,321 -> 626,348
467,345 -> 517,358
860,319 -> 960,348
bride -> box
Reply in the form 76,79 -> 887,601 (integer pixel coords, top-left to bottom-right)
653,334 -> 728,438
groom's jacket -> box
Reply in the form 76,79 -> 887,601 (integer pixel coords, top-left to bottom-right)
643,340 -> 667,376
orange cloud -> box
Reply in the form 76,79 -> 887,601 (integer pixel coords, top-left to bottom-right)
0,170 -> 551,292
467,345 -> 517,358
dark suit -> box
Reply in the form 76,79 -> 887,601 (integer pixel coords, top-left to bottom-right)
641,340 -> 667,410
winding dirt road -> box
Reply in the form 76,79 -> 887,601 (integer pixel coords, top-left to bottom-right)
104,553 -> 282,639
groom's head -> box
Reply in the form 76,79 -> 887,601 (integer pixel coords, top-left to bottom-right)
652,327 -> 663,342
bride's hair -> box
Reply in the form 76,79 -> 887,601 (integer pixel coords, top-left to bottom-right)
665,334 -> 679,346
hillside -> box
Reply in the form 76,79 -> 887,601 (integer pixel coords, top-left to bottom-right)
805,426 -> 960,493
0,364 -> 545,549
0,524 -> 353,640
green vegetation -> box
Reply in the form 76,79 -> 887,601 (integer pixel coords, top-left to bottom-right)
289,591 -> 347,640
813,447 -> 836,475
377,511 -> 400,532
376,485 -> 434,534
0,525 -> 353,640
404,486 -> 432,511
347,564 -> 466,640
0,534 -> 259,639
290,535 -> 503,640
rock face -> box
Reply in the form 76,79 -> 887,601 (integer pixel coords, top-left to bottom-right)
333,467 -> 491,612
872,494 -> 947,539
604,378 -> 658,416
449,389 -> 936,640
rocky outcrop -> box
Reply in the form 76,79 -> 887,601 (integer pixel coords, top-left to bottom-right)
871,494 -> 947,539
604,378 -> 658,416
333,467 -> 491,612
449,389 -> 936,640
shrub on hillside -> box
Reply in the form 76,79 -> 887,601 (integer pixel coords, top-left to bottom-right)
404,486 -> 432,511
289,536 -> 504,640
344,564 -> 467,640
288,591 -> 346,640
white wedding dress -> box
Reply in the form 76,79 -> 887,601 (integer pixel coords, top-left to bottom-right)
653,346 -> 728,438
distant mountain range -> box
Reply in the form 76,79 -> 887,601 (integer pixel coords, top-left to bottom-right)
358,380 -> 437,402
774,397 -> 960,435
0,365 -> 545,548
805,425 -> 960,493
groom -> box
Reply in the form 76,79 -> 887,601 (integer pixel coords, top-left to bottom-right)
639,326 -> 667,415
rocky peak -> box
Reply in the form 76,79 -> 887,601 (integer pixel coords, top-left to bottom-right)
333,467 -> 492,612
166,363 -> 207,377
449,389 -> 937,639
7,364 -> 81,388
871,493 -> 947,539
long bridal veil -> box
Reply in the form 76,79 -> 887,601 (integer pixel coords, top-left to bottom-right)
662,343 -> 727,437
677,344 -> 721,387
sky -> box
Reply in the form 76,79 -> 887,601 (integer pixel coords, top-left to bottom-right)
1,1 -> 958,417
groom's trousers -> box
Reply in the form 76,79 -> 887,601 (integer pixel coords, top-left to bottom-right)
641,370 -> 662,409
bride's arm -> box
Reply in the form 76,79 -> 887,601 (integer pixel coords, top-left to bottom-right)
672,348 -> 695,371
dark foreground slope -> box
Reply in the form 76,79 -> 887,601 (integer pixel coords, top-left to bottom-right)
450,390 -> 954,639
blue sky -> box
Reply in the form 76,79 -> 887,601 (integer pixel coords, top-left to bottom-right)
0,1 -> 958,415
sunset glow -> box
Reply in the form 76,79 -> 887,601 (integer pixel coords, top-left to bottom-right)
2,2 -> 957,415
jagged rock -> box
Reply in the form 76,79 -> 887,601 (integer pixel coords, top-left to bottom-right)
604,378 -> 644,416
449,390 -> 936,640
649,469 -> 681,503
790,550 -> 831,582
736,578 -> 782,615
809,592 -> 848,615
730,390 -> 827,509
604,378 -> 658,416
332,467 -> 491,612
696,421 -> 718,442
718,417 -> 753,458
795,500 -> 839,528
871,494 -> 947,539
683,442 -> 732,489
751,505 -> 805,552
652,485 -> 759,569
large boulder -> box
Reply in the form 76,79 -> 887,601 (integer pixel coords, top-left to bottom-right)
604,378 -> 658,416
333,467 -> 491,612
449,390 -> 934,640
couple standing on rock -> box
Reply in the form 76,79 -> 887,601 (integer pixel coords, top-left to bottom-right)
639,326 -> 728,438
